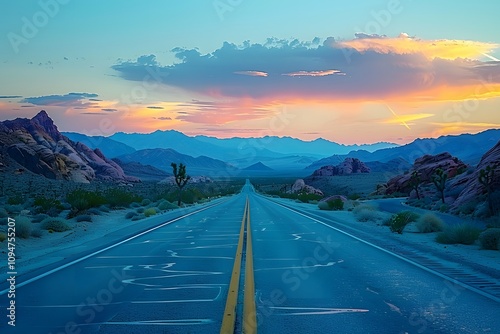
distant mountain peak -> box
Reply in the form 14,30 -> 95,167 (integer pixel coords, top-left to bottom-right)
31,110 -> 61,141
243,161 -> 274,171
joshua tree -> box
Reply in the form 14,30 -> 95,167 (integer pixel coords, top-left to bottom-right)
432,168 -> 448,204
409,170 -> 422,200
479,164 -> 497,216
171,162 -> 191,206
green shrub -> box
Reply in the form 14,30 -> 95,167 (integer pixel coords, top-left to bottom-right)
0,232 -> 6,242
141,199 -> 151,206
319,198 -> 344,211
41,218 -> 71,232
353,204 -> 379,222
98,205 -> 110,213
31,229 -> 43,238
136,207 -> 145,213
478,228 -> 500,250
348,193 -> 361,200
131,214 -> 145,221
144,207 -> 158,217
75,214 -> 92,222
33,196 -> 63,213
416,213 -> 444,233
436,224 -> 482,245
130,202 -> 141,208
388,211 -> 420,234
158,200 -> 178,211
66,189 -> 106,212
105,188 -> 142,208
15,216 -> 32,239
7,195 -> 24,205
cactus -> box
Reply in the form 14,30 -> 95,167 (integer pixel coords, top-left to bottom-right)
432,168 -> 447,204
409,170 -> 422,199
171,162 -> 191,206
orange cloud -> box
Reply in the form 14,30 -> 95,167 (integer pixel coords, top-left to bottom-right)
336,34 -> 498,60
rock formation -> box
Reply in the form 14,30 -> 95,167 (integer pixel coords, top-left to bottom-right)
312,158 -> 370,177
288,179 -> 323,196
385,152 -> 467,195
0,110 -> 139,183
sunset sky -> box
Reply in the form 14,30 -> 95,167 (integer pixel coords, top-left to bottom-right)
1,0 -> 500,144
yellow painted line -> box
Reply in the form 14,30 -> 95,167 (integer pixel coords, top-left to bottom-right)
243,199 -> 257,334
220,198 -> 248,334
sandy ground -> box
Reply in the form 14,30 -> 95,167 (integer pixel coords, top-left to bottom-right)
1,196 -> 498,285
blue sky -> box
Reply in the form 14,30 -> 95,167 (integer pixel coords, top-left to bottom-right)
1,0 -> 499,144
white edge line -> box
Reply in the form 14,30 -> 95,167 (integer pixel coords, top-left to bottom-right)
0,201 -> 224,295
264,196 -> 500,304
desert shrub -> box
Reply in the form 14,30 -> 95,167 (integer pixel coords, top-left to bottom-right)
7,195 -> 24,205
125,211 -> 139,219
5,204 -> 23,214
105,188 -> 142,208
86,208 -> 102,215
348,193 -> 361,200
130,202 -> 140,208
0,218 -> 8,226
144,207 -> 158,217
158,200 -> 178,211
32,213 -> 49,224
457,201 -> 478,215
141,199 -> 151,206
318,198 -> 344,211
0,232 -> 6,242
31,228 -> 43,238
33,196 -> 63,213
436,224 -> 482,245
15,216 -> 32,239
478,228 -> 500,250
0,207 -> 8,218
41,217 -> 71,232
75,214 -> 92,222
388,211 -> 420,234
136,207 -> 145,213
439,204 -> 449,213
353,204 -> 379,222
66,189 -> 107,212
416,213 -> 445,233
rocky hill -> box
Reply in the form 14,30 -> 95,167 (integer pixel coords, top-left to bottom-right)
451,140 -> 500,214
0,111 -> 139,183
385,152 -> 468,196
311,158 -> 370,177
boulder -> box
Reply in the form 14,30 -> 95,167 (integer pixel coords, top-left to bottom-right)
289,179 -> 323,196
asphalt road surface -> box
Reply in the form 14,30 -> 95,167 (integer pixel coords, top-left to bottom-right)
1,182 -> 498,333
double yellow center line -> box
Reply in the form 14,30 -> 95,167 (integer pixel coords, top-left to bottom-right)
220,197 -> 257,334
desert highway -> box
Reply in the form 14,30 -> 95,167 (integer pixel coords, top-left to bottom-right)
1,181 -> 499,333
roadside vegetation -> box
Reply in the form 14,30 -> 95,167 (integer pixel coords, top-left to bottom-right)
0,168 -> 245,240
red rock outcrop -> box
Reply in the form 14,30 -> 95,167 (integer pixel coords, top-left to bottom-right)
451,140 -> 500,211
288,179 -> 324,196
385,152 -> 468,195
